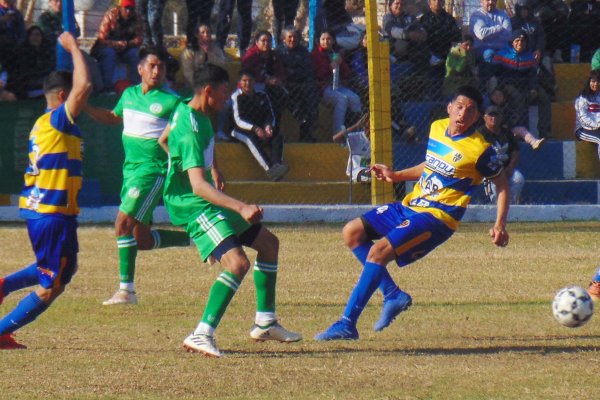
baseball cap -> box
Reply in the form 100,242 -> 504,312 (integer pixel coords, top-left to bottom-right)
510,29 -> 526,42
120,0 -> 136,8
484,105 -> 500,116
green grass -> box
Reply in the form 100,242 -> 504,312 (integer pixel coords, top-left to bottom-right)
1,222 -> 600,399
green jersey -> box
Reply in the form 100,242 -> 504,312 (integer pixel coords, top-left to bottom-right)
113,84 -> 180,172
164,101 -> 217,226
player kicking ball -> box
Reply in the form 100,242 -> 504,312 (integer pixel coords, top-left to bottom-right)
160,64 -> 301,357
315,86 -> 510,341
0,32 -> 92,349
84,48 -> 190,305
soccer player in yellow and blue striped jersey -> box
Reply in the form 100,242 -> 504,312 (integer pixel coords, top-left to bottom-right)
316,86 -> 510,341
0,32 -> 92,349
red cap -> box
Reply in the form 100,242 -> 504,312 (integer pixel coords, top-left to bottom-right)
120,0 -> 136,8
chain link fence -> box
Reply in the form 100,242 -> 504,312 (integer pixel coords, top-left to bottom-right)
1,0 -> 599,207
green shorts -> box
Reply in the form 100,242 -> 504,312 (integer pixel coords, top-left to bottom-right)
119,168 -> 165,225
184,207 -> 251,262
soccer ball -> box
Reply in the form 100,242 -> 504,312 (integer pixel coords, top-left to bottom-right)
552,286 -> 594,328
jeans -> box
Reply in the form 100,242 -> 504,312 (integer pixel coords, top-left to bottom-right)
322,86 -> 362,134
272,0 -> 299,44
216,0 -> 253,51
186,0 -> 215,46
97,47 -> 141,90
138,0 -> 167,48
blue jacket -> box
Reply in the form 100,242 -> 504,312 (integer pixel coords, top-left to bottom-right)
492,46 -> 538,91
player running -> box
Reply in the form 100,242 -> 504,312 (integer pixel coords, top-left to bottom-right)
160,64 -> 301,357
315,86 -> 510,341
84,47 -> 190,306
0,32 -> 92,349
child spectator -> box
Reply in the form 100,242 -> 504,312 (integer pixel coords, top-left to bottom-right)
575,69 -> 600,160
230,70 -> 289,181
92,0 -> 143,92
444,34 -> 477,96
0,61 -> 15,101
181,23 -> 227,90
311,30 -> 362,137
11,26 -> 55,99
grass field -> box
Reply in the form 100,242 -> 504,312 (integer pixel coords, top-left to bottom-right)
1,222 -> 600,399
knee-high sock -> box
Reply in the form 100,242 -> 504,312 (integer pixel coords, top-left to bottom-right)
253,260 -> 277,327
150,229 -> 191,249
352,242 -> 400,299
118,235 -> 137,289
2,264 -> 39,297
342,261 -> 385,325
194,271 -> 240,336
0,292 -> 48,335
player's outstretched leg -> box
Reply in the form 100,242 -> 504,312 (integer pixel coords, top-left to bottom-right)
0,263 -> 40,306
342,218 -> 413,332
246,227 -> 302,343
588,266 -> 600,301
183,244 -> 249,358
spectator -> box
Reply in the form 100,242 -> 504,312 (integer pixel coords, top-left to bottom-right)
420,0 -> 461,99
0,61 -> 16,101
316,0 -> 364,51
480,106 -> 524,204
444,34 -> 478,96
180,23 -> 227,90
0,0 -> 25,71
567,0 -> 600,63
311,30 -> 362,137
491,29 -> 551,138
230,69 -> 289,181
511,0 -> 545,63
242,30 -> 288,122
38,0 -> 80,44
10,26 -> 55,99
137,0 -> 166,49
185,0 -> 214,48
272,0 -> 299,47
383,0 -> 427,64
575,69 -> 600,160
532,0 -> 569,62
92,0 -> 143,92
593,48 -> 600,71
216,0 -> 252,56
469,0 -> 511,64
276,26 -> 319,142
332,114 -> 371,183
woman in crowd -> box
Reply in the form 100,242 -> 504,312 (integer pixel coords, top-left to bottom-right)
11,26 -> 55,99
575,69 -> 600,160
180,23 -> 227,90
311,30 -> 361,137
276,27 -> 320,142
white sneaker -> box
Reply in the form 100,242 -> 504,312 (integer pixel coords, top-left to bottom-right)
183,334 -> 222,358
532,138 -> 546,150
102,290 -> 138,305
249,321 -> 303,342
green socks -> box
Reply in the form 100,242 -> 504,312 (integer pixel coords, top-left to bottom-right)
151,229 -> 190,249
117,235 -> 137,285
196,271 -> 240,334
254,260 -> 278,327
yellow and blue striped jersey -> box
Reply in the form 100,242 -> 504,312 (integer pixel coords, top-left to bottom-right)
19,103 -> 82,218
403,118 -> 503,230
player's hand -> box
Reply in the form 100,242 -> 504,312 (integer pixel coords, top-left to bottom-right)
240,204 -> 264,224
211,167 -> 226,192
489,224 -> 509,247
371,164 -> 396,183
58,32 -> 79,53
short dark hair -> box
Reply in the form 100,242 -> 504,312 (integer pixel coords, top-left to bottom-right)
461,33 -> 474,44
450,85 -> 483,110
193,63 -> 229,90
238,68 -> 255,80
43,71 -> 73,94
139,46 -> 168,64
581,69 -> 600,100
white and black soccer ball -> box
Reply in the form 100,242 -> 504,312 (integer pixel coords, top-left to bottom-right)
552,286 -> 594,328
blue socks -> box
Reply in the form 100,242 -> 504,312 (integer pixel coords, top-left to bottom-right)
342,261 -> 385,325
352,242 -> 400,300
0,292 -> 48,335
2,264 -> 39,297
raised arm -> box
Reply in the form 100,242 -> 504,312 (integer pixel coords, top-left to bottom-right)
188,167 -> 261,224
489,171 -> 510,247
59,32 -> 92,119
372,162 -> 426,183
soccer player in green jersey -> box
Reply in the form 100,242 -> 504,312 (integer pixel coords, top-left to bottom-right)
84,48 -> 190,305
160,64 -> 302,358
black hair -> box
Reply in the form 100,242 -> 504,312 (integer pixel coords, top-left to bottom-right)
581,69 -> 600,100
319,30 -> 336,43
138,46 -> 168,64
193,63 -> 229,90
43,70 -> 73,94
461,33 -> 474,43
190,22 -> 212,51
238,68 -> 255,79
253,30 -> 272,44
450,85 -> 483,110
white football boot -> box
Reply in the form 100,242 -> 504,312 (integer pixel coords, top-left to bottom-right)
249,321 -> 302,342
183,334 -> 222,358
102,290 -> 138,305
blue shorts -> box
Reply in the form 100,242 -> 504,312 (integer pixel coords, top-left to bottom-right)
26,215 -> 79,289
361,203 -> 454,267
